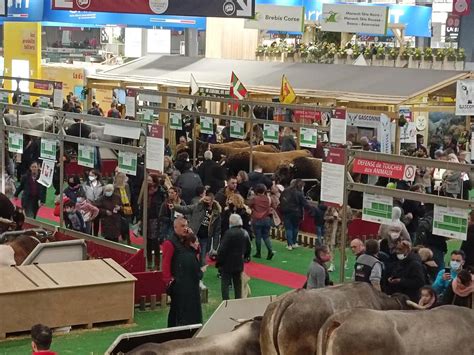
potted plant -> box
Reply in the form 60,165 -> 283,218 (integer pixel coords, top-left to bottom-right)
255,45 -> 266,60
435,48 -> 446,61
410,48 -> 422,68
456,48 -> 466,70
375,46 -> 386,60
422,48 -> 433,69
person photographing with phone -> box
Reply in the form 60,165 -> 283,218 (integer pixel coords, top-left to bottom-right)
162,216 -> 204,327
433,250 -> 466,297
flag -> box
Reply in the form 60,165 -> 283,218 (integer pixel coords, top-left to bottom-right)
279,75 -> 296,104
190,74 -> 199,95
230,72 -> 248,112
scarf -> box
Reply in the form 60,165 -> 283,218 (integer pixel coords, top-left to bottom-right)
119,187 -> 130,205
452,276 -> 474,298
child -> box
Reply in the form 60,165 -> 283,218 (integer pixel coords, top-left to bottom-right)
407,286 -> 437,310
76,191 -> 99,235
64,200 -> 86,233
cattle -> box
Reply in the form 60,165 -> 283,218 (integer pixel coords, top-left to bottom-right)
226,150 -> 311,175
4,113 -> 56,132
260,283 -> 410,355
126,317 -> 262,355
317,306 -> 474,355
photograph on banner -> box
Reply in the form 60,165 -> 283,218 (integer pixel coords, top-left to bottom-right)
37,159 -> 55,188
320,148 -> 345,206
8,132 -> 23,154
169,112 -> 182,130
428,112 -> 466,151
78,144 -> 95,168
230,120 -> 245,139
362,193 -> 393,224
263,123 -> 279,143
200,116 -> 214,135
118,151 -> 138,176
346,112 -> 381,145
400,122 -> 417,144
300,127 -> 317,148
433,205 -> 468,241
456,80 -> 474,116
40,138 -> 57,161
146,125 -> 165,172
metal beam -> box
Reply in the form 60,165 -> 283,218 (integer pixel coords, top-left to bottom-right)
63,134 -> 144,154
4,125 -> 59,140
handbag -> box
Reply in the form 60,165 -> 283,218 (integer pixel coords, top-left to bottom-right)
268,195 -> 281,227
122,204 -> 133,216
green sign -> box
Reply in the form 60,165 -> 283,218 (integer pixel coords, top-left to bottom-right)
433,205 -> 468,241
143,109 -> 155,123
78,144 -> 95,168
263,123 -> 279,143
40,139 -> 57,161
230,120 -> 245,139
200,116 -> 214,135
118,151 -> 137,176
169,112 -> 182,130
362,193 -> 393,224
0,92 -> 9,106
8,132 -> 23,154
300,127 -> 317,148
38,96 -> 49,108
21,94 -> 30,106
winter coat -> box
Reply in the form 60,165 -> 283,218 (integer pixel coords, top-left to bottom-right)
64,185 -> 85,204
173,201 -> 221,242
221,205 -> 252,237
176,170 -> 203,205
14,173 -> 46,205
248,171 -> 272,190
94,194 -> 122,239
280,187 -> 309,220
386,251 -> 425,302
280,135 -> 297,152
82,181 -> 104,203
461,225 -> 474,269
216,226 -> 248,274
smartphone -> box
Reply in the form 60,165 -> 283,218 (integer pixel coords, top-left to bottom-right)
445,267 -> 451,274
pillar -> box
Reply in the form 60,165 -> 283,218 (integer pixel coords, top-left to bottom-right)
185,28 -> 198,57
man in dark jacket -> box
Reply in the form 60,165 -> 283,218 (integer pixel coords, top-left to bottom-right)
197,150 -> 224,194
386,240 -> 425,301
402,184 -> 426,241
215,176 -> 239,208
217,214 -> 250,300
176,166 -> 203,205
418,204 -> 447,273
354,239 -> 383,291
248,165 -> 272,190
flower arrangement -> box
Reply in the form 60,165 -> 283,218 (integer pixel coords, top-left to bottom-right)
351,45 -> 361,58
375,46 -> 386,59
255,45 -> 266,56
423,48 -> 433,61
435,48 -> 446,61
388,47 -> 399,60
400,48 -> 413,60
457,48 -> 466,61
337,47 -> 348,58
363,48 -> 372,59
413,48 -> 423,60
446,47 -> 456,61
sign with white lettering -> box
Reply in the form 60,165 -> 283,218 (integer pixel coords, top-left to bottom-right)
244,4 -> 304,32
346,112 -> 381,128
353,158 -> 415,181
456,80 -> 474,116
321,148 -> 346,206
321,4 -> 388,35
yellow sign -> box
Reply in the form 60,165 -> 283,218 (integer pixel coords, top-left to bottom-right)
22,30 -> 37,54
42,65 -> 85,98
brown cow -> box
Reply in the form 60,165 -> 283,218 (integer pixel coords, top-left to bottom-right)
260,283 -> 409,355
127,317 -> 262,355
318,306 -> 474,355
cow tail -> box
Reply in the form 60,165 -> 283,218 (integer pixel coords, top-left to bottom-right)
317,313 -> 345,355
270,291 -> 297,355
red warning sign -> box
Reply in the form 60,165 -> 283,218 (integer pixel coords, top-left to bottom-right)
353,158 -> 416,181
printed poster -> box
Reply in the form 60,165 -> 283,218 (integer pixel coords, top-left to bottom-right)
456,80 -> 474,115
78,144 -> 95,168
37,159 -> 55,188
8,132 -> 23,154
40,139 -> 57,161
433,205 -> 468,241
362,193 -> 393,224
263,123 -> 279,143
230,120 -> 245,139
300,127 -> 317,148
118,151 -> 138,176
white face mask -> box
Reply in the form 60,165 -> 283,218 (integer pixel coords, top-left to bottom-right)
76,197 -> 84,203
450,261 -> 462,270
104,191 -> 113,197
396,253 -> 407,260
89,176 -> 96,182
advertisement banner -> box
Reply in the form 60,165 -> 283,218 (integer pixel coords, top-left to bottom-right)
78,144 -> 95,168
244,4 -> 304,32
293,109 -> 322,124
40,139 -> 57,161
263,123 -> 279,143
321,147 -> 345,206
321,4 -> 388,35
362,193 -> 393,225
146,125 -> 165,172
118,151 -> 138,176
8,132 -> 23,154
433,205 -> 468,241
125,91 -> 136,117
353,158 -> 416,181
346,112 -> 380,128
200,116 -> 214,135
170,112 -> 182,130
300,127 -> 317,148
456,80 -> 474,116
37,159 -> 55,188
53,83 -> 64,109
378,114 -> 392,154
230,120 -> 245,139
52,0 -> 255,18
400,122 -> 417,144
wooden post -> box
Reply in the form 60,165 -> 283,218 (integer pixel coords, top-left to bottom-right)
160,293 -> 168,307
150,294 -> 157,310
140,296 -> 146,311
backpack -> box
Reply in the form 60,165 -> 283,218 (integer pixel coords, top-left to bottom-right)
279,188 -> 295,212
415,214 -> 433,246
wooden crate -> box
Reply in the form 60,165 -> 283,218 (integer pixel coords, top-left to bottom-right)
0,258 -> 136,339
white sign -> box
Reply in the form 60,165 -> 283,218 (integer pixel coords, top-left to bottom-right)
143,109 -> 155,123
362,193 -> 393,224
37,159 -> 55,188
263,123 -> 279,143
321,4 -> 389,35
78,144 -> 95,168
104,124 -> 141,140
0,92 -> 8,105
321,162 -> 345,206
53,86 -> 64,108
433,205 -> 469,241
400,122 -> 417,144
38,97 -> 49,109
118,151 -> 138,176
140,93 -> 163,104
230,120 -> 245,139
200,116 -> 214,135
40,139 -> 57,161
170,112 -> 182,130
330,118 -> 346,145
456,80 -> 474,116
125,95 -> 136,117
378,114 -> 392,154
300,127 -> 317,148
125,28 -> 142,58
8,132 -> 23,154
244,5 -> 304,32
146,125 -> 165,172
347,112 -> 381,128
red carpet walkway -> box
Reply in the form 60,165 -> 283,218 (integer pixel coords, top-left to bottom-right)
15,203 -> 305,289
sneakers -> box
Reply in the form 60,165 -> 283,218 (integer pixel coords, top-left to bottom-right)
267,251 -> 276,260
328,263 -> 335,272
292,243 -> 299,249
199,281 -> 207,290
286,245 -> 293,251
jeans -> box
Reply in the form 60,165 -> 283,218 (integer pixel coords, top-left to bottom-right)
221,271 -> 242,300
252,217 -> 272,255
283,215 -> 300,246
316,225 -> 325,246
199,237 -> 208,267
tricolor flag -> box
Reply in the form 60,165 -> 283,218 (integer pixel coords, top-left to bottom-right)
279,75 -> 296,104
230,72 -> 248,111
190,74 -> 199,95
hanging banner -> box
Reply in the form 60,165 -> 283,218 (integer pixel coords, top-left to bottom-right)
244,4 -> 304,32
200,116 -> 214,135
40,139 -> 57,161
37,159 -> 55,188
38,96 -> 49,109
263,123 -> 279,143
143,109 -> 155,123
321,147 -> 346,206
346,112 -> 381,128
433,205 -> 468,241
8,132 -> 23,154
0,92 -> 8,106
399,106 -> 413,122
146,124 -> 165,172
378,113 -> 392,154
53,83 -> 64,108
21,94 -> 30,106
230,120 -> 245,139
125,90 -> 136,117
329,109 -> 346,145
118,151 -> 138,176
78,144 -> 95,168
170,112 -> 182,130
139,93 -> 162,104
456,80 -> 474,115
52,0 -> 255,18
300,127 -> 317,148
400,122 -> 417,144
362,193 -> 393,224
353,158 -> 416,181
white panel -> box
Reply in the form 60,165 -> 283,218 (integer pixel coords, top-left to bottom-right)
147,29 -> 171,54
125,28 -> 143,58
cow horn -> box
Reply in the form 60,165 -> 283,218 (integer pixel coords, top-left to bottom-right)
229,317 -> 248,324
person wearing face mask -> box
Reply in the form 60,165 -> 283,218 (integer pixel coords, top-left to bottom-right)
442,269 -> 474,308
63,175 -> 84,204
82,170 -> 104,236
378,207 -> 411,256
433,250 -> 466,297
14,161 -> 46,219
94,184 -> 122,242
159,186 -> 186,241
386,240 -> 425,301
306,245 -> 333,289
63,200 -> 86,233
74,191 -> 99,235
